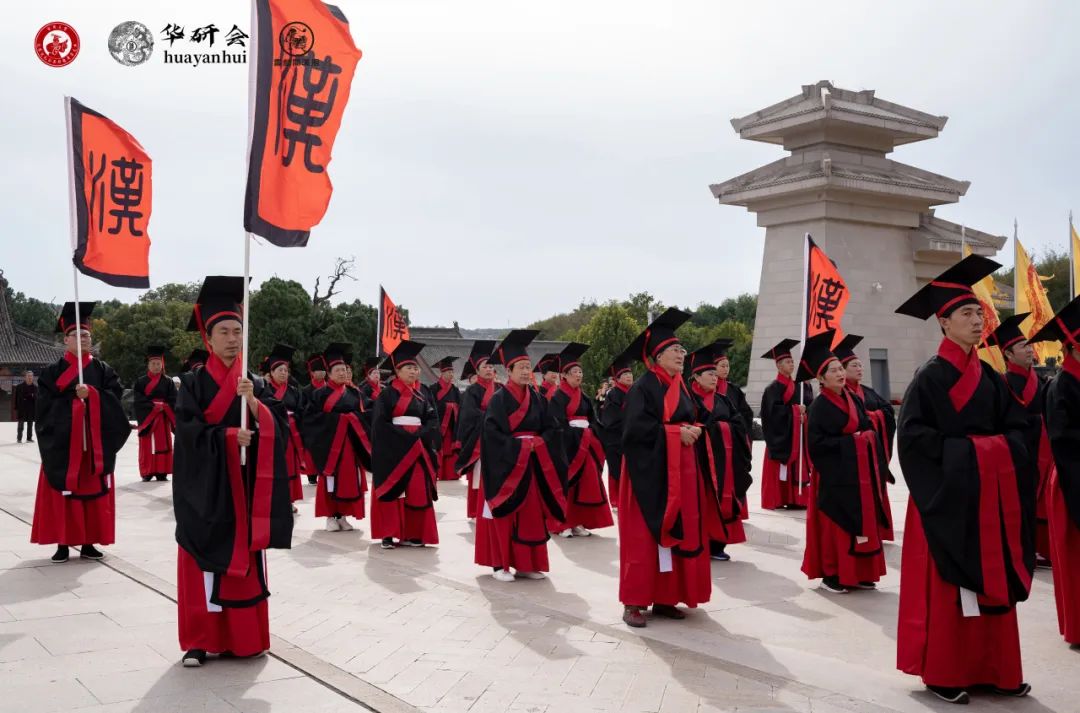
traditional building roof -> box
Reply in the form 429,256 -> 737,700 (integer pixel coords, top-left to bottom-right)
0,272 -> 64,368
406,327 -> 568,386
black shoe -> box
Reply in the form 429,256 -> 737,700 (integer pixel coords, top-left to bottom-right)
819,576 -> 848,594
307,476 -> 318,485
182,649 -> 207,667
50,546 -> 69,563
156,474 -> 168,482
141,476 -> 152,482
855,581 -> 877,590
16,439 -> 21,444
710,551 -> 731,561
926,685 -> 969,704
1035,555 -> 1052,569
990,683 -> 1031,697
380,538 -> 395,550
80,545 -> 104,560
27,439 -> 33,443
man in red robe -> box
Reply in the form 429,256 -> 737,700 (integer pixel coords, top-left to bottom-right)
173,277 -> 294,667
1029,295 -> 1080,646
988,313 -> 1054,568
759,339 -> 813,509
619,309 -> 722,627
133,345 -> 177,482
429,356 -> 462,482
31,302 -> 130,563
895,255 -> 1036,703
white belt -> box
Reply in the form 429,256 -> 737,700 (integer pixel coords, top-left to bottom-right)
392,416 -> 421,426
569,419 -> 589,429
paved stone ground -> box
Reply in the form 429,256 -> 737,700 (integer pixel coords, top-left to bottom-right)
0,422 -> 1072,712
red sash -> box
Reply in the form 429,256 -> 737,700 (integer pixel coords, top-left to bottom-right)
137,370 -> 176,446
652,366 -> 700,548
847,383 -> 891,462
971,434 -> 1032,607
375,380 -> 435,499
321,384 -> 370,499
820,387 -> 882,552
202,354 -> 277,576
487,382 -> 566,517
56,351 -> 92,392
56,353 -> 107,496
938,338 -> 982,412
1006,361 -> 1039,407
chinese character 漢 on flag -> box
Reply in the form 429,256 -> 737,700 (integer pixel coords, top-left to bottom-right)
66,97 -> 152,288
243,0 -> 362,247
805,236 -> 849,347
379,286 -> 410,356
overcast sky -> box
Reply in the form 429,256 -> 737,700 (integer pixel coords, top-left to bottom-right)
6,1 -> 1080,327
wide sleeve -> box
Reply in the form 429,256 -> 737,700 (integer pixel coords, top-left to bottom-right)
760,382 -> 793,462
133,378 -> 152,423
620,378 -> 669,542
1046,374 -> 1080,527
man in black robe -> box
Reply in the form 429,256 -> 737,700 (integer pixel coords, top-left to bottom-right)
300,353 -> 328,484
759,339 -> 813,509
133,345 -> 178,482
14,370 -> 37,444
429,356 -> 462,482
895,255 -> 1036,703
455,340 -> 497,518
31,303 -> 129,563
173,277 -> 294,667
598,352 -> 634,505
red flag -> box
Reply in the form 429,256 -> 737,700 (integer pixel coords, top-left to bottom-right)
805,236 -> 849,347
378,287 -> 410,356
66,97 -> 152,288
244,0 -> 362,247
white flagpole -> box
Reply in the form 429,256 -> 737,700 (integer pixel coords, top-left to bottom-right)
376,285 -> 383,358
63,96 -> 84,387
238,0 -> 260,465
1014,219 -> 1019,313
797,232 -> 810,496
1071,211 -> 1076,299
240,234 -> 251,453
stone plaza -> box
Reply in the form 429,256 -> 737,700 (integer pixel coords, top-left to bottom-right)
0,423 -> 1070,713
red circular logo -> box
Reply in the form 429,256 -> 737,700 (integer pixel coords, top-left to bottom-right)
35,22 -> 80,67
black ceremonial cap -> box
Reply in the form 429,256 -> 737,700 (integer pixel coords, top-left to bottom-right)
186,276 -> 247,334
306,353 -> 328,372
56,302 -> 96,334
381,340 -> 425,371
607,350 -> 634,379
145,345 -> 167,359
265,344 -> 296,371
895,255 -> 1000,320
1028,295 -> 1080,348
361,356 -> 382,376
534,353 -> 560,374
490,330 -> 539,367
796,330 -> 839,383
432,356 -> 457,371
760,338 -> 799,362
987,312 -> 1032,352
558,343 -> 590,373
182,348 -> 209,372
323,343 -> 353,368
684,342 -> 721,377
461,340 -> 496,380
625,308 -> 692,363
713,338 -> 734,361
831,334 -> 864,364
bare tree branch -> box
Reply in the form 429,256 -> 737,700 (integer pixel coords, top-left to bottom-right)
312,256 -> 357,306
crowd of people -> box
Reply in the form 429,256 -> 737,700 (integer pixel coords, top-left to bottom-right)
19,258 -> 1080,704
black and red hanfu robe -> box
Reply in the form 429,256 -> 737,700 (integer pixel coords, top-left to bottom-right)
540,379 -> 558,401
371,379 -> 441,544
598,381 -> 630,503
846,381 -> 896,539
896,338 -> 1037,689
1005,361 -> 1054,562
1045,354 -> 1080,644
475,380 -> 567,572
717,378 -> 753,522
173,355 -> 294,657
431,377 -> 461,481
359,378 -> 382,411
802,387 -> 890,586
455,376 -> 497,518
31,353 -> 130,546
302,382 -> 372,519
691,382 -> 752,546
133,369 -> 177,480
548,381 -> 613,532
619,367 -> 722,609
298,378 -> 325,479
269,378 -> 308,502
760,374 -> 813,509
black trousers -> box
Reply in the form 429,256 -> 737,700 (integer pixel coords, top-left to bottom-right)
17,419 -> 33,442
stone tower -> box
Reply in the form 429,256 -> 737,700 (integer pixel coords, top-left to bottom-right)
710,81 -> 1005,409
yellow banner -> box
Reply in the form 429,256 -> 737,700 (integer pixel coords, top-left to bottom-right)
963,244 -> 1006,372
1072,223 -> 1080,299
1016,238 -> 1063,364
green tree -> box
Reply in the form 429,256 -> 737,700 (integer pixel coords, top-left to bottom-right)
248,278 -> 316,371
321,299 -> 378,361
141,282 -> 200,304
4,285 -> 58,334
690,293 -> 758,330
93,300 -> 201,384
529,300 -> 599,340
563,302 -> 643,395
623,292 -> 665,327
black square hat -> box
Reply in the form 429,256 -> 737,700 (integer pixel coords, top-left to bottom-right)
684,342 -> 722,377
323,343 -> 353,369
360,356 -> 382,376
182,348 -> 209,372
264,344 -> 296,372
432,356 -> 457,371
625,308 -> 692,364
56,302 -> 96,334
713,338 -> 735,361
760,338 -> 800,362
306,353 -> 328,373
381,340 -> 425,371
1028,295 -> 1080,348
987,312 -> 1032,352
606,349 -> 634,379
461,340 -> 496,380
186,276 -> 248,334
490,330 -> 540,367
895,255 -> 1000,320
557,343 -> 590,373
796,330 -> 840,383
831,334 -> 864,364
533,353 -> 560,374
145,345 -> 167,360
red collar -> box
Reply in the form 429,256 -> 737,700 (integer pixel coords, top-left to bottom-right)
937,338 -> 983,411
504,379 -> 528,403
614,380 -> 631,394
